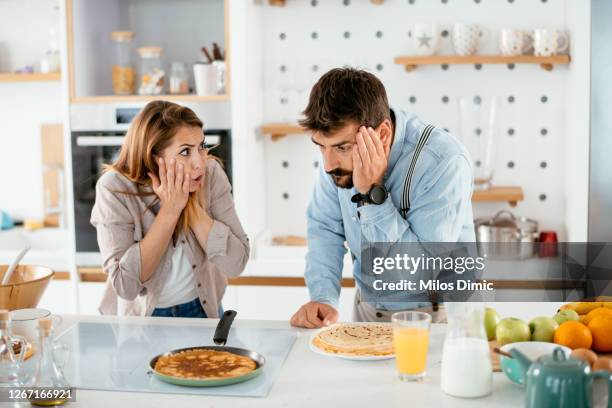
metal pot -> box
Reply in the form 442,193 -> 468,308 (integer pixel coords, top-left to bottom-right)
474,210 -> 538,259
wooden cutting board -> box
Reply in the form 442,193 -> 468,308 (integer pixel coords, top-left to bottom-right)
41,124 -> 64,227
489,340 -> 612,373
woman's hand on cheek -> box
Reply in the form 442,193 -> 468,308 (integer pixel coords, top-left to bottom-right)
148,157 -> 190,217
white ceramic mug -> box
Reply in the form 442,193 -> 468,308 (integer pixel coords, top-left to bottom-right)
533,29 -> 569,56
10,308 -> 61,342
193,63 -> 219,96
499,29 -> 533,56
452,23 -> 487,56
407,23 -> 440,56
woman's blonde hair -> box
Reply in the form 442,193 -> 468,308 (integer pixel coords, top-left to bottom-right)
105,100 -> 206,240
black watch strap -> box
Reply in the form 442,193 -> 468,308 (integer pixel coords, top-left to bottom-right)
351,192 -> 367,205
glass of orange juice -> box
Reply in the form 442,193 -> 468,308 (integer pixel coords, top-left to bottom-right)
392,311 -> 432,382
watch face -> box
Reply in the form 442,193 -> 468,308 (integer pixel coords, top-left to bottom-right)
370,185 -> 387,204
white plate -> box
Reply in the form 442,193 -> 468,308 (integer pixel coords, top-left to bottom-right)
308,326 -> 396,361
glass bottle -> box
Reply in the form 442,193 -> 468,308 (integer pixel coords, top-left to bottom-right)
458,96 -> 500,191
0,309 -> 27,388
137,46 -> 165,95
28,317 -> 70,406
111,31 -> 135,95
440,302 -> 492,398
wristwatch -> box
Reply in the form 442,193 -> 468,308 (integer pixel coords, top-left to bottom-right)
351,184 -> 388,207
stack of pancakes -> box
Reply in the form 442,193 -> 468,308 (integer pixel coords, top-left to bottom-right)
312,323 -> 394,356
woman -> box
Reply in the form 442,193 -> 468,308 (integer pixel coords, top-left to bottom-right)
91,100 -> 249,318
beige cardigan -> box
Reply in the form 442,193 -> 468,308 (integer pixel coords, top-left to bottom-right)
90,160 -> 249,317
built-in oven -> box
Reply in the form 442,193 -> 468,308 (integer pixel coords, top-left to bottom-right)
70,105 -> 231,265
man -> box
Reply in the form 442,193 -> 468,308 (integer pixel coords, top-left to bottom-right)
290,68 -> 475,328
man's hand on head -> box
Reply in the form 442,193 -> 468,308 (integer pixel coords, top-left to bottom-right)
290,301 -> 339,328
352,126 -> 389,194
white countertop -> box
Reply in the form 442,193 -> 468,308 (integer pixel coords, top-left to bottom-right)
50,314 -> 524,408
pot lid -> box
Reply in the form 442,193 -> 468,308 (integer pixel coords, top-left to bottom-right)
537,348 -> 587,371
476,210 -> 538,232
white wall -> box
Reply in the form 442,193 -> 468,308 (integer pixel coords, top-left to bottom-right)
0,82 -> 64,219
0,0 -> 64,220
564,0 -> 591,242
0,0 -> 60,72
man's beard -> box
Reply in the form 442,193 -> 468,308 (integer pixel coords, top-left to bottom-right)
327,169 -> 353,189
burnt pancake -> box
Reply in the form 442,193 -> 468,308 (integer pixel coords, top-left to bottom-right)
154,348 -> 257,380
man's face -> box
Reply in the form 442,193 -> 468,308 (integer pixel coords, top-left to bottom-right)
311,122 -> 360,189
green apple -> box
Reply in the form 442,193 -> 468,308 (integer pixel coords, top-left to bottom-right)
484,307 -> 501,341
553,309 -> 580,325
529,316 -> 559,343
496,317 -> 531,346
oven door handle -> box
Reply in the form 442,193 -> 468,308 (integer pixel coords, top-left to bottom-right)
204,135 -> 221,145
76,136 -> 125,147
76,135 -> 221,147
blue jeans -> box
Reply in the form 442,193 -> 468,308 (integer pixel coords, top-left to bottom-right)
151,298 -> 223,318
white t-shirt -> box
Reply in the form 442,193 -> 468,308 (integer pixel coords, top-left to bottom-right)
155,242 -> 198,308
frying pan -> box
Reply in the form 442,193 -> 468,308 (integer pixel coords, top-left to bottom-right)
149,310 -> 266,387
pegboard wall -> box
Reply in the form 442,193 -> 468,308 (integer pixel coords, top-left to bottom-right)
258,0 -> 577,238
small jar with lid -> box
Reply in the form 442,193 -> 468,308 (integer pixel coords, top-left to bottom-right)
110,31 -> 135,95
137,46 -> 165,95
169,62 -> 189,94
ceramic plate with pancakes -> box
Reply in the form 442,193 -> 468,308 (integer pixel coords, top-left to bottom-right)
309,323 -> 395,361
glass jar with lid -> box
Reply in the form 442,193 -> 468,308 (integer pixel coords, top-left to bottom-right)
169,62 -> 189,94
137,46 -> 165,95
110,31 -> 135,95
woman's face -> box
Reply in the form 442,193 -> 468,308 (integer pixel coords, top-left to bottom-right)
159,126 -> 207,193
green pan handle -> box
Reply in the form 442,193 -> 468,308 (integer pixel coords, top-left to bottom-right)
590,370 -> 612,408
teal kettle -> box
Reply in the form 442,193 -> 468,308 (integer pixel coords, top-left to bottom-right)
510,347 -> 612,408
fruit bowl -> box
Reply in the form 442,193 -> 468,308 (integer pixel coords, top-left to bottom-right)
499,342 -> 571,386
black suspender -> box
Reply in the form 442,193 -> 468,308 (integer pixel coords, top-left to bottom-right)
399,124 -> 438,311
399,124 -> 435,219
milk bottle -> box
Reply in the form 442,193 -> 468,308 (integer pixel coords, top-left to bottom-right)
440,303 -> 492,398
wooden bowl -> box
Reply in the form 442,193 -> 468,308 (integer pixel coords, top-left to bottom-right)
0,265 -> 54,310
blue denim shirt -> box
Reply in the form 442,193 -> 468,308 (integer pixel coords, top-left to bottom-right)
304,108 -> 475,310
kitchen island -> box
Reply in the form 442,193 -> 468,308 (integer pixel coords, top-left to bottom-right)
44,314 -> 525,407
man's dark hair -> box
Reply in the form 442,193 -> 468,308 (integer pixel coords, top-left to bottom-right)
299,68 -> 390,135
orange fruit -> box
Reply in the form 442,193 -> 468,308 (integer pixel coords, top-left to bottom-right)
588,316 -> 612,353
583,307 -> 612,325
554,321 -> 593,350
